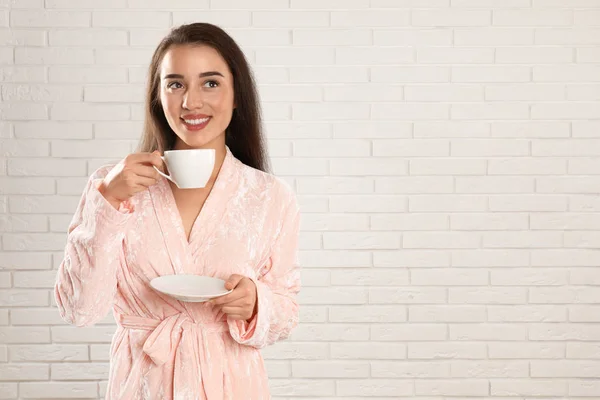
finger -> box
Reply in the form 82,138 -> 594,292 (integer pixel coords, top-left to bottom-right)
133,175 -> 157,188
210,290 -> 246,306
226,314 -> 248,321
130,152 -> 163,169
133,164 -> 161,179
221,306 -> 246,315
225,274 -> 244,290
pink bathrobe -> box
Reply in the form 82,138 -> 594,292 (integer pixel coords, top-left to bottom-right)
54,146 -> 301,399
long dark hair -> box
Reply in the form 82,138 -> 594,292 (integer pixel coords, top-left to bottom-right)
138,22 -> 269,172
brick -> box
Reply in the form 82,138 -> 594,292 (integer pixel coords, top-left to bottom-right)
293,139 -> 369,157
173,11 -> 250,27
291,324 -> 369,341
13,270 -> 57,289
297,177 -> 373,194
0,364 -> 48,381
0,66 -> 45,82
413,9 -> 490,26
0,326 -> 49,343
0,103 -> 47,120
0,384 -> 16,399
373,103 -> 449,120
372,66 -> 450,83
332,342 -> 406,360
299,287 -> 367,305
290,66 -> 368,83
270,379 -> 335,397
371,214 -> 448,232
369,287 -> 446,304
330,195 -> 407,213
49,67 -> 127,83
0,252 -> 52,270
49,29 -> 127,46
330,305 -> 407,322
534,65 -> 600,82
409,305 -> 486,322
416,380 -> 488,396
299,250 -> 371,268
376,176 -> 453,194
51,363 -> 109,380
337,379 -> 413,397
258,48 -> 334,66
10,10 -> 90,27
52,140 -> 130,159
3,84 -> 82,102
52,326 -> 115,343
452,0 -> 529,5
20,382 -> 97,399
405,84 -> 482,102
333,121 -> 410,139
10,345 -> 87,361
291,0 -> 368,7
331,268 -> 408,286
271,158 -> 328,176
92,11 -> 169,28
450,324 -> 527,340
373,361 -> 449,378
409,342 -> 486,359
372,324 -> 447,341
374,29 -> 452,46
0,29 -> 45,46
254,12 -> 327,27
336,48 -> 412,66
489,305 -> 567,322
8,158 -> 86,177
536,28 -> 600,45
409,195 -> 487,213
293,103 -> 369,121
131,0 -> 208,7
568,342 -> 600,359
46,0 -> 126,7
492,121 -> 569,138
95,48 -> 153,66
490,342 -> 564,359
292,361 -> 369,378
331,10 -> 409,27
16,48 -> 93,65
450,287 -> 527,304
330,158 -> 407,177
0,215 -> 48,234
453,66 -> 530,83
492,380 -> 567,396
494,9 -> 572,26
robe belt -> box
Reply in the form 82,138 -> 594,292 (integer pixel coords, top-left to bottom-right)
117,313 -> 228,399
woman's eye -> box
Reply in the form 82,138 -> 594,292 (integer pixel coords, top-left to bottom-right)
204,80 -> 219,88
167,82 -> 183,89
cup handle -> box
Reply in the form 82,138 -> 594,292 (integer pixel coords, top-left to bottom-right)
154,156 -> 174,184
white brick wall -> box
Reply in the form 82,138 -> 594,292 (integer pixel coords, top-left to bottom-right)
0,0 -> 599,399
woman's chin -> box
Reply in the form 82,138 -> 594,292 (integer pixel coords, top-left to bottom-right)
174,131 -> 223,149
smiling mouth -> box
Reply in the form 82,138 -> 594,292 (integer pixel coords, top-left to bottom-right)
182,117 -> 210,125
180,116 -> 211,131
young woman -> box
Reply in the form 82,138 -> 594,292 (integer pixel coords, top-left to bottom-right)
54,23 -> 301,399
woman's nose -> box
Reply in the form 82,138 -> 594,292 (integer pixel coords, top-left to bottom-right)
182,89 -> 203,110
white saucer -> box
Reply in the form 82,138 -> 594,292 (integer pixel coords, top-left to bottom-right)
149,275 -> 232,303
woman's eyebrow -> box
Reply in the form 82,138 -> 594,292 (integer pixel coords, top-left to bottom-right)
162,71 -> 225,79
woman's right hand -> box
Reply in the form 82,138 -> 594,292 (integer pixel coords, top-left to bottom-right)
97,151 -> 163,210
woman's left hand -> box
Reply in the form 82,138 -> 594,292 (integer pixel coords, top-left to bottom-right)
210,274 -> 257,322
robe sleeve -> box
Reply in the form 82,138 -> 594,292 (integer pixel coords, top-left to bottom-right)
54,166 -> 134,327
228,192 -> 301,348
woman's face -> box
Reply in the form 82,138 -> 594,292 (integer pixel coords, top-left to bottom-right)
159,44 -> 235,150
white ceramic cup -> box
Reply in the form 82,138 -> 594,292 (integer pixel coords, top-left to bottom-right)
154,149 -> 215,189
